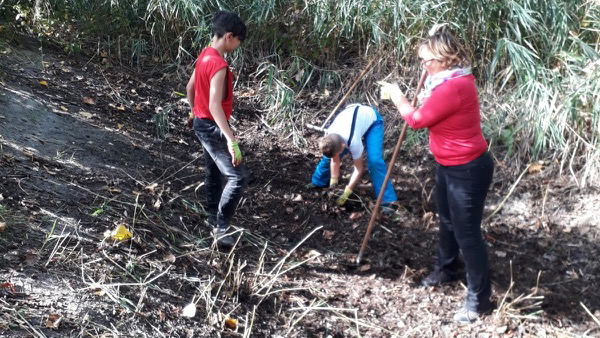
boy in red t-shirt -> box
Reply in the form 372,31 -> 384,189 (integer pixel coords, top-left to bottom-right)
186,10 -> 248,247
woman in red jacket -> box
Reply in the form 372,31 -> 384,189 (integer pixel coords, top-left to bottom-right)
382,26 -> 494,323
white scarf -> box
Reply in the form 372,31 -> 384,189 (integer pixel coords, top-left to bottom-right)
418,67 -> 472,102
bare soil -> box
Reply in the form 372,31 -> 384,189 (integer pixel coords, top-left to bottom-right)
0,35 -> 599,337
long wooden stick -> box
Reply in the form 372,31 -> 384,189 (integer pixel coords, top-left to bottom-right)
356,70 -> 427,264
305,123 -> 326,133
316,58 -> 377,131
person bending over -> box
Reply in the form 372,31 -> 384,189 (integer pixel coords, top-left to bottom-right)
308,104 -> 397,209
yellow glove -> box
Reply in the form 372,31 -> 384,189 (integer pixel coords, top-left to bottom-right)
329,177 -> 339,187
377,81 -> 403,104
336,186 -> 353,206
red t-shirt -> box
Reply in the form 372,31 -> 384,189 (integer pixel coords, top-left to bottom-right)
403,75 -> 487,166
192,47 -> 233,120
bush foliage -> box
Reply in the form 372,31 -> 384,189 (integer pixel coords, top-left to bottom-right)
1,0 -> 599,185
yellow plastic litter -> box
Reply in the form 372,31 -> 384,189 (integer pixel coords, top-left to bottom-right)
225,318 -> 237,329
112,225 -> 132,241
39,80 -> 48,86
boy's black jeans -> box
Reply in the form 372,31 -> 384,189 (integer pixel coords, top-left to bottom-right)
435,151 -> 494,312
193,118 -> 248,229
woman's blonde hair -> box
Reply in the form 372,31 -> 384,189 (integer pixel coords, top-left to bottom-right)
420,24 -> 470,69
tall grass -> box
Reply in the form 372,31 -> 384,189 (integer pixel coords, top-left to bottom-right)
2,0 -> 600,185
481,0 -> 600,186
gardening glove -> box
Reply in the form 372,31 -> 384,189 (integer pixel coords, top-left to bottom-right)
186,111 -> 194,129
329,177 -> 339,188
228,140 -> 243,166
336,186 -> 353,206
377,81 -> 403,105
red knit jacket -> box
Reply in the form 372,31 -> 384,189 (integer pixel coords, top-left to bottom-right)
403,75 -> 487,166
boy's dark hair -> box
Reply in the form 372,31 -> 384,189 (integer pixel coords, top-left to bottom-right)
213,10 -> 247,41
319,134 -> 345,158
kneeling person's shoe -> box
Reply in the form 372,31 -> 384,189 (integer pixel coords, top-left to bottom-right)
380,203 -> 395,214
453,307 -> 490,323
212,227 -> 235,248
305,182 -> 325,190
421,269 -> 457,286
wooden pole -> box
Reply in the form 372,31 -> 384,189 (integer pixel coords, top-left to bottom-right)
306,123 -> 326,133
356,70 -> 428,264
308,58 -> 377,132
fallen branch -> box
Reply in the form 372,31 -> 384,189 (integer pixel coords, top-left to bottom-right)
0,300 -> 47,338
254,225 -> 322,296
289,304 -> 391,335
305,58 -> 377,132
485,163 -> 531,222
581,302 -> 600,327
495,261 -> 544,321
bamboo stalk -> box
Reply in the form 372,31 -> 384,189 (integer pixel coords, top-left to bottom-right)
581,302 -> 600,327
306,58 -> 377,133
356,70 -> 427,264
320,58 -> 377,130
484,163 -> 531,222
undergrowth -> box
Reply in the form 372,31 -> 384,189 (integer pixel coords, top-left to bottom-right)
0,0 -> 599,185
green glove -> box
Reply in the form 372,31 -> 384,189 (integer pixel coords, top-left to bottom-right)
229,140 -> 243,163
187,111 -> 194,129
336,186 -> 353,206
329,177 -> 339,187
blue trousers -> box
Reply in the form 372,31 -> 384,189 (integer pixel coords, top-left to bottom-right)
310,110 -> 397,204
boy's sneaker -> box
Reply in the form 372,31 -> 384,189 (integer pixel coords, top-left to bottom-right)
421,269 -> 457,286
212,227 -> 234,248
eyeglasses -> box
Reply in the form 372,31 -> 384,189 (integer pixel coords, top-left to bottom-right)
420,58 -> 437,65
